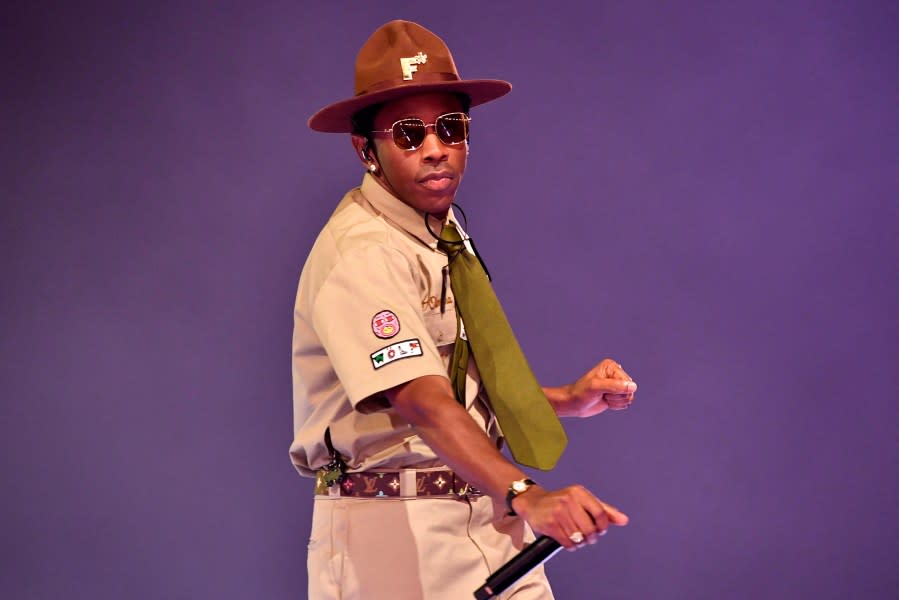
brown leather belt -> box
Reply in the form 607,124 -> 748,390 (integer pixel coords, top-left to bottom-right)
315,468 -> 482,498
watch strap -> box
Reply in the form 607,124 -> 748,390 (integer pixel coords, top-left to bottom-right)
505,478 -> 536,516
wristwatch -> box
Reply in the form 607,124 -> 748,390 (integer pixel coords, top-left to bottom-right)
505,478 -> 537,516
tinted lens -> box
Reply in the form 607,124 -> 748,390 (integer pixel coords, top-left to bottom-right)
392,119 -> 426,150
389,113 -> 470,150
436,113 -> 469,144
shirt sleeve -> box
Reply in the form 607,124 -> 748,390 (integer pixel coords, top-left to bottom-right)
311,243 -> 448,411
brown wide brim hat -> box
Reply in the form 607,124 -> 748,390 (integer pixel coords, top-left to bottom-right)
308,20 -> 512,133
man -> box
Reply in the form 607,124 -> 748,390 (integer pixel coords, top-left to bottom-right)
290,20 -> 637,599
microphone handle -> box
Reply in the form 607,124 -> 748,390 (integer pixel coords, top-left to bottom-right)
473,535 -> 563,599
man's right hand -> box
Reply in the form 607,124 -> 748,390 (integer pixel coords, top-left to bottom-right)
511,484 -> 629,550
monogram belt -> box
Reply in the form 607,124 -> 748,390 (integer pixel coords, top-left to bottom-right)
314,468 -> 482,498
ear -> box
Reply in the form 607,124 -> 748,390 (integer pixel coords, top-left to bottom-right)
351,134 -> 372,165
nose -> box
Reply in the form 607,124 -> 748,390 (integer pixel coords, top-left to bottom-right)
419,126 -> 448,163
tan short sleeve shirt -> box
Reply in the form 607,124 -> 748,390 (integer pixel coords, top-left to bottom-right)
290,174 -> 493,476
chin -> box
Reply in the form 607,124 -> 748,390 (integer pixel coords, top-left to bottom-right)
427,196 -> 455,216
405,190 -> 453,214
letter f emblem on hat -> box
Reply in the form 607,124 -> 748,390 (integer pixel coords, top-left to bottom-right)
400,51 -> 428,80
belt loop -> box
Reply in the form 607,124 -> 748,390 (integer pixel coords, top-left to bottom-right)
399,469 -> 416,497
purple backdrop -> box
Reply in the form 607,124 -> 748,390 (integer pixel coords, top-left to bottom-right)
3,1 -> 898,598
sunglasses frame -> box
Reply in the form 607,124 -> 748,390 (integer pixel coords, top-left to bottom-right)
370,112 -> 471,151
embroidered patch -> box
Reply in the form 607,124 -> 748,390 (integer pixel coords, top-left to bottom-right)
400,51 -> 427,80
371,310 -> 400,339
371,339 -> 422,369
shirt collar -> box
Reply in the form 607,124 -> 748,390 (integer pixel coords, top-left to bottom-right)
360,173 -> 456,250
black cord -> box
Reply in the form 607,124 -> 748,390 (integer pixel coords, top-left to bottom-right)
424,203 -> 469,244
425,205 -> 492,282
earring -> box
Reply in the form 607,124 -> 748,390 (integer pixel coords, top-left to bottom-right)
368,162 -> 379,174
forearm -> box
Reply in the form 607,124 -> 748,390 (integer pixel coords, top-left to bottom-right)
542,384 -> 575,417
388,375 -> 526,501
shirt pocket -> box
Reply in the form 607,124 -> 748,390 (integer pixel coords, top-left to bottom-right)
422,308 -> 458,350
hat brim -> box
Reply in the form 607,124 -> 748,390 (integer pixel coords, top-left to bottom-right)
307,79 -> 512,133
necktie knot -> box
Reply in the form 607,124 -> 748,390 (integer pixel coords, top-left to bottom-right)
437,221 -> 466,258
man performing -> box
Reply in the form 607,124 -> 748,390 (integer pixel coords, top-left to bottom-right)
290,20 -> 638,599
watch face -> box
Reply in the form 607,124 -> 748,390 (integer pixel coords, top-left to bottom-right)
512,480 -> 528,493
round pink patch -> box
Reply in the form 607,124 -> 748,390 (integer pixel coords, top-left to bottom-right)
371,310 -> 400,339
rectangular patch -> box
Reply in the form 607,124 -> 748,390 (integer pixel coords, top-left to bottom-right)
371,338 -> 423,369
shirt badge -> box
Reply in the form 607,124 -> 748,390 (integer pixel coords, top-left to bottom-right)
371,310 -> 400,339
371,339 -> 422,369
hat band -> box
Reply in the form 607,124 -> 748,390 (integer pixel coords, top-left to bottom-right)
358,71 -> 460,96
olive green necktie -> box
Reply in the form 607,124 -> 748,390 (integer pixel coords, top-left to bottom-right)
438,220 -> 567,471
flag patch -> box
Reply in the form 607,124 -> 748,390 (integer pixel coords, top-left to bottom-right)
371,310 -> 400,339
370,339 -> 422,369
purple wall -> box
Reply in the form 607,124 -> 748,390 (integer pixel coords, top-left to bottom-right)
3,2 -> 897,598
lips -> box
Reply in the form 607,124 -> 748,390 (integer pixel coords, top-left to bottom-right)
417,170 -> 456,192
418,170 -> 453,183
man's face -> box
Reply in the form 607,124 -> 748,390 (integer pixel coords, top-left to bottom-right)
362,92 -> 467,217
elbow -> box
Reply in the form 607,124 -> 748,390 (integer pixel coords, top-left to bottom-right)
386,375 -> 459,427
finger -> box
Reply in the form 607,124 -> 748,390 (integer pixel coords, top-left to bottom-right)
602,359 -> 633,382
566,491 -> 608,545
552,509 -> 586,551
584,498 -> 609,529
563,532 -> 585,551
569,511 -> 597,550
558,523 -> 585,551
561,489 -> 602,549
530,519 -> 578,551
572,505 -> 602,546
604,393 -> 633,410
615,365 -> 634,382
596,378 -> 637,395
599,500 -> 629,526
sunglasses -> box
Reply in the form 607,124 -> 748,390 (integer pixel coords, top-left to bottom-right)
370,112 -> 471,151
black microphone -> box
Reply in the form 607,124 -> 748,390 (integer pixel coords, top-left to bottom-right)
473,535 -> 562,599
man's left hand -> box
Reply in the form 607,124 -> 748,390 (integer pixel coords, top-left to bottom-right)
549,358 -> 636,417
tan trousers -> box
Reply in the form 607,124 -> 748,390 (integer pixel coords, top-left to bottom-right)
307,494 -> 554,599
